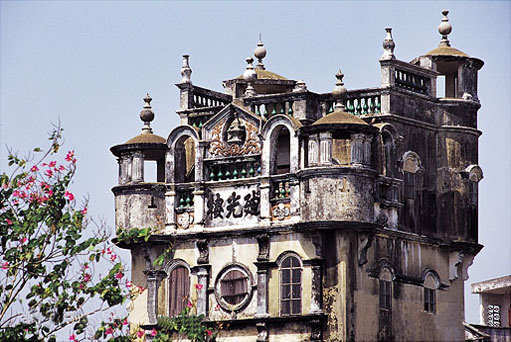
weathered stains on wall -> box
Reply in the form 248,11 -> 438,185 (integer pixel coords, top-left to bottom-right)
301,175 -> 374,223
115,192 -> 165,231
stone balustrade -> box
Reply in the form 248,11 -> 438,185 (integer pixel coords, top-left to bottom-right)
394,69 -> 429,95
251,101 -> 294,118
270,177 -> 291,202
206,159 -> 262,181
175,188 -> 194,211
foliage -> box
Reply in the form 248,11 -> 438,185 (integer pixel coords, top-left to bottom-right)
0,127 -> 131,340
154,305 -> 217,342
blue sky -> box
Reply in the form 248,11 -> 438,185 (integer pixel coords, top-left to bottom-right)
1,1 -> 510,324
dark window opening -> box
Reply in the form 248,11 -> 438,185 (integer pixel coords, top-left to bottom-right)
220,270 -> 249,305
424,288 -> 436,313
280,256 -> 302,316
378,278 -> 392,341
168,266 -> 190,316
274,128 -> 290,175
175,137 -> 195,183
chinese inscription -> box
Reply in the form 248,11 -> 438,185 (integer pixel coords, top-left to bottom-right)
207,190 -> 260,220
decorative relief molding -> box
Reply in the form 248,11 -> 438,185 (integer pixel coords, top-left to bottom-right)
271,202 -> 291,221
209,118 -> 261,157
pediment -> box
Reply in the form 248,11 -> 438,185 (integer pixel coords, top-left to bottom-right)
202,104 -> 262,158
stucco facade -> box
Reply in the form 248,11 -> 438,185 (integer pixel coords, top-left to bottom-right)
111,10 -> 484,341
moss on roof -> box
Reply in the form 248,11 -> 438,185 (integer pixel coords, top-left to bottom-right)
236,69 -> 287,80
125,133 -> 166,145
424,45 -> 469,57
312,110 -> 368,126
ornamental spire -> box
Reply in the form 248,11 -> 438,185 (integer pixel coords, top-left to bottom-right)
332,69 -> 347,111
438,10 -> 452,47
380,27 -> 396,61
254,34 -> 267,70
139,93 -> 154,134
243,57 -> 257,97
180,54 -> 192,83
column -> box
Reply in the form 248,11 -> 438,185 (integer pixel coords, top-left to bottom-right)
350,133 -> 365,167
363,135 -> 373,167
193,188 -> 205,229
259,178 -> 271,224
310,261 -> 323,314
165,190 -> 176,233
144,269 -> 167,325
132,151 -> 144,183
192,265 -> 210,316
319,132 -> 332,166
255,234 -> 270,318
308,134 -> 319,166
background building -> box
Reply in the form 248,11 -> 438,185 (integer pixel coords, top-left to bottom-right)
465,275 -> 511,342
111,10 -> 484,341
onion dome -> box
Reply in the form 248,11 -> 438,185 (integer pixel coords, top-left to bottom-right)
124,93 -> 166,145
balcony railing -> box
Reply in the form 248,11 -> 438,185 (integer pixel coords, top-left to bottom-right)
395,69 -> 428,95
175,187 -> 194,212
270,175 -> 292,202
321,89 -> 382,116
190,86 -> 231,109
251,101 -> 294,118
205,157 -> 261,181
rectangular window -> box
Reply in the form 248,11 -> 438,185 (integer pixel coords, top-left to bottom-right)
378,279 -> 392,341
424,288 -> 436,313
379,280 -> 392,310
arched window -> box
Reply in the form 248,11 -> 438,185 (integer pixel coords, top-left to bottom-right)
174,136 -> 195,183
378,267 -> 393,341
280,255 -> 302,316
168,265 -> 190,316
423,272 -> 439,314
272,126 -> 290,174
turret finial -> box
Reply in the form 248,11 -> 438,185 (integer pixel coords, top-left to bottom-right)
380,27 -> 396,61
254,35 -> 267,70
332,69 -> 347,111
243,57 -> 257,97
180,54 -> 192,83
140,93 -> 154,134
438,9 -> 452,47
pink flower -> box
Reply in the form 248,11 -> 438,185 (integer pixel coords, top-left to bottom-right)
80,207 -> 87,215
79,283 -> 84,289
64,191 -> 74,201
65,150 -> 75,162
206,329 -> 213,336
151,328 -> 157,337
47,189 -> 53,197
125,280 -> 132,288
45,169 -> 53,177
187,300 -> 193,308
115,272 -> 123,279
106,248 -> 112,254
58,165 -> 65,171
2,182 -> 8,189
6,219 -> 12,225
137,286 -> 145,293
83,264 -> 89,270
110,254 -> 117,262
12,190 -> 20,198
20,237 -> 27,244
83,273 -> 91,282
214,303 -> 220,311
69,334 -> 76,341
136,330 -> 145,338
122,318 -> 128,326
105,327 -> 113,335
30,165 -> 39,172
1,262 -> 8,270
195,283 -> 203,290
49,161 -> 56,167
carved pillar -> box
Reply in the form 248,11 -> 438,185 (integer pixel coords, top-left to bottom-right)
132,151 -> 144,183
319,132 -> 332,166
144,269 -> 167,325
192,265 -> 210,316
196,141 -> 207,182
193,188 -> 205,229
260,178 -> 271,224
289,177 -> 300,217
308,134 -> 319,166
363,135 -> 373,167
310,260 -> 323,314
350,133 -> 365,167
255,235 -> 270,318
165,190 -> 176,232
